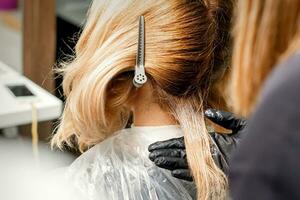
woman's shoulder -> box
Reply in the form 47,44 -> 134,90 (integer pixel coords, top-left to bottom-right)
230,53 -> 300,200
65,129 -> 195,200
251,53 -> 300,135
261,53 -> 300,101
237,53 -> 300,167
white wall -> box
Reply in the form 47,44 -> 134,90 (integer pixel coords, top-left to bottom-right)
0,7 -> 22,73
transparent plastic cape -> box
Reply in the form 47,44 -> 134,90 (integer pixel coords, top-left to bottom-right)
66,126 -> 196,200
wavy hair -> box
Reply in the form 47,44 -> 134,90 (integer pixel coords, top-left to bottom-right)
231,0 -> 300,116
52,0 -> 233,199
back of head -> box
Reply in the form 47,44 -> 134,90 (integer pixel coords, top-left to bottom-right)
52,0 -> 233,199
232,0 -> 300,116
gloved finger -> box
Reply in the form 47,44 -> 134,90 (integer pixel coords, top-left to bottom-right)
149,149 -> 186,161
204,109 -> 247,132
148,137 -> 185,152
171,169 -> 193,182
154,157 -> 188,170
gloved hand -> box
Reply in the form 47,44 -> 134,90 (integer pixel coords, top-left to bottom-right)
148,136 -> 192,181
148,109 -> 247,181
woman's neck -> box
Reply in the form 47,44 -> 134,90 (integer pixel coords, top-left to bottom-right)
133,102 -> 177,126
132,83 -> 177,126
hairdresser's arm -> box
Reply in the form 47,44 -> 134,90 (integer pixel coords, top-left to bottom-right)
148,109 -> 247,181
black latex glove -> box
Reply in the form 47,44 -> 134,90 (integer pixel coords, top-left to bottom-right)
148,109 -> 247,181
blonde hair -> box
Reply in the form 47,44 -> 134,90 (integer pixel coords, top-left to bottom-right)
231,0 -> 300,116
52,0 -> 233,199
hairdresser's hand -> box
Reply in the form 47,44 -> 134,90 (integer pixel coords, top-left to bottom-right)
148,137 -> 192,181
148,109 -> 247,182
205,109 -> 247,174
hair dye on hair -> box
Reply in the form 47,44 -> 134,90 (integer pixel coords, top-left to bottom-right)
52,0 -> 233,199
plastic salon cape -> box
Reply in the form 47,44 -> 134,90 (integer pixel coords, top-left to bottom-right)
66,125 -> 196,200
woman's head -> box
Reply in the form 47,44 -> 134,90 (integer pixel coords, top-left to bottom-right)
231,0 -> 300,116
53,0 -> 233,199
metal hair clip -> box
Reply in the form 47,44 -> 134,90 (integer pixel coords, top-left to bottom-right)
133,16 -> 147,88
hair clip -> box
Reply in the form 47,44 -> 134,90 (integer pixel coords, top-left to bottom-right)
133,16 -> 147,88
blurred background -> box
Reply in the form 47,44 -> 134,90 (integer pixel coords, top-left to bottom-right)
0,0 -> 92,165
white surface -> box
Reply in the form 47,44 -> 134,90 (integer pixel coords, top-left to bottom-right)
0,61 -> 62,128
0,138 -> 76,200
